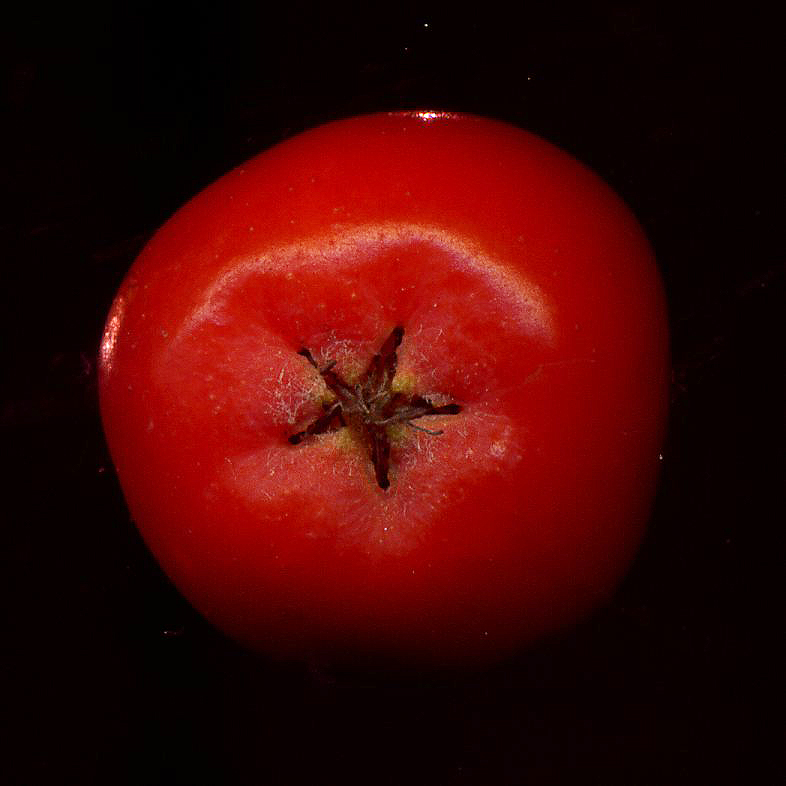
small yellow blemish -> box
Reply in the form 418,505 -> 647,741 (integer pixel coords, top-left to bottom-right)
339,362 -> 365,386
334,428 -> 357,452
387,423 -> 408,444
391,371 -> 416,394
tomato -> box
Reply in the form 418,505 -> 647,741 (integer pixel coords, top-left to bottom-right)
99,111 -> 669,669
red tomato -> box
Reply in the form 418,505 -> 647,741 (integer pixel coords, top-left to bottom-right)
99,111 -> 669,669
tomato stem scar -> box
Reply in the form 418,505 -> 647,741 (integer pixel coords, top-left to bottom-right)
288,326 -> 461,489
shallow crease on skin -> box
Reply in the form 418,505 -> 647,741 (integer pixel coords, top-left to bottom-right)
177,222 -> 554,345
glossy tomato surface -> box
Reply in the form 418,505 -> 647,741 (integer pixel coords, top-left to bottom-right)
99,111 -> 669,669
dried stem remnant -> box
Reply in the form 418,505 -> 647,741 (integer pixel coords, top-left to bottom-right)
289,326 -> 461,489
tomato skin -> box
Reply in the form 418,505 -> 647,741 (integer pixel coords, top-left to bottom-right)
100,112 -> 669,669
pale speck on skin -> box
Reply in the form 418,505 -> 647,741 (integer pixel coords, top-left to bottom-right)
490,441 -> 506,458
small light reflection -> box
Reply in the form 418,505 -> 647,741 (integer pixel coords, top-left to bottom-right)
100,296 -> 125,374
414,111 -> 455,123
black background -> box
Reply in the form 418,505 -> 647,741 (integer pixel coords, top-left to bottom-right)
2,4 -> 781,784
